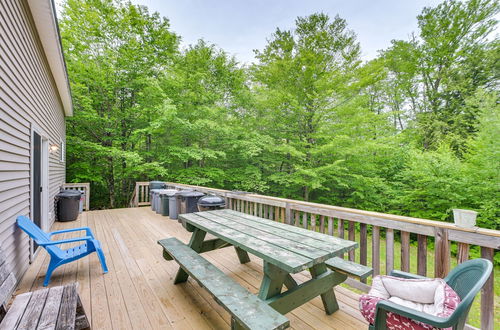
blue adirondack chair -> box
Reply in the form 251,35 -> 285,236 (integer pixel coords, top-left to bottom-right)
17,215 -> 108,286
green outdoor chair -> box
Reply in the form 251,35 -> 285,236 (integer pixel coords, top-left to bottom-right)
371,258 -> 493,330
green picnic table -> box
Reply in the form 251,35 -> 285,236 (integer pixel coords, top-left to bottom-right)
159,209 -> 361,329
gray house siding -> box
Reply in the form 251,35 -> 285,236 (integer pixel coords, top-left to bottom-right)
0,0 -> 66,279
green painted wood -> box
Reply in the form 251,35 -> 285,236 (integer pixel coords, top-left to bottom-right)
194,212 -> 335,262
174,228 -> 206,284
266,269 -> 346,315
179,213 -> 313,273
325,257 -> 373,280
283,274 -> 298,290
220,209 -> 357,250
158,238 -> 290,330
164,238 -> 233,260
258,262 -> 288,300
200,238 -> 231,253
205,213 -> 357,256
310,263 -> 339,314
234,247 -> 251,264
210,211 -> 354,255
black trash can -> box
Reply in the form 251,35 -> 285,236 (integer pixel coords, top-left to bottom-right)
197,195 -> 226,211
56,190 -> 82,222
179,191 -> 205,214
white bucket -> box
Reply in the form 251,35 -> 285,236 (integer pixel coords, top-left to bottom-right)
453,209 -> 477,228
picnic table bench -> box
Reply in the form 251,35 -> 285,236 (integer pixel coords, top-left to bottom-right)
159,209 -> 372,329
0,247 -> 89,330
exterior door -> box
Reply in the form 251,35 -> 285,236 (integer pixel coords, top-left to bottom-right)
32,131 -> 42,252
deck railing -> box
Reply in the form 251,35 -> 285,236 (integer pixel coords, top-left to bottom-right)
132,181 -> 498,329
63,182 -> 90,211
130,181 -> 152,207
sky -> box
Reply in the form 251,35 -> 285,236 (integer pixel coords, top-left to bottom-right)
126,0 -> 445,64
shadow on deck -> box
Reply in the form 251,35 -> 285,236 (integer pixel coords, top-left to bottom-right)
14,208 -> 367,329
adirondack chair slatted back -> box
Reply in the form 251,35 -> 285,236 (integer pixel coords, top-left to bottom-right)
0,247 -> 16,307
16,216 -> 51,244
16,216 -> 66,259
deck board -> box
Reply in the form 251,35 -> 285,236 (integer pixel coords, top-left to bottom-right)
13,207 -> 368,329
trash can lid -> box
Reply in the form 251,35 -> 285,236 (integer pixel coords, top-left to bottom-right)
198,195 -> 225,206
175,189 -> 193,195
159,189 -> 177,196
149,181 -> 167,188
56,190 -> 82,198
179,191 -> 205,197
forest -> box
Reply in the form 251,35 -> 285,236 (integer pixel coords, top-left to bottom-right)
61,0 -> 499,230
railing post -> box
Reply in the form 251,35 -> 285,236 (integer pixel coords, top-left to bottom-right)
134,183 -> 139,207
481,247 -> 494,330
434,228 -> 450,278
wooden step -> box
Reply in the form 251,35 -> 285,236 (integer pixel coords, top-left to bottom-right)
325,257 -> 373,280
158,237 -> 289,330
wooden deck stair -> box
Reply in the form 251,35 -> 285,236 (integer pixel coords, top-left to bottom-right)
12,208 -> 368,329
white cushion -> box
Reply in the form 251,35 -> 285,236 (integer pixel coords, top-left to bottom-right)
369,276 -> 448,316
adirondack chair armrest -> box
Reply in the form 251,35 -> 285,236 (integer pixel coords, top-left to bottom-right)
389,270 -> 427,280
49,227 -> 95,238
374,300 -> 453,329
40,236 -> 94,246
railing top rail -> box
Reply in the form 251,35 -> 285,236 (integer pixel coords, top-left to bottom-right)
167,182 -> 500,240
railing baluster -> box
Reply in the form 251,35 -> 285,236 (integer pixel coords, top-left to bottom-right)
295,211 -> 300,227
337,219 -> 344,239
337,219 -> 345,258
285,203 -> 291,225
327,217 -> 333,235
319,215 -> 325,233
259,203 -> 263,217
457,242 -> 469,264
302,212 -> 307,229
360,223 -> 367,264
401,231 -> 410,272
348,221 -> 355,262
372,225 -> 380,276
417,234 -> 427,276
386,228 -> 394,274
311,214 -> 316,232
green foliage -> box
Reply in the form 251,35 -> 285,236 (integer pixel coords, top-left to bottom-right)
62,0 -> 499,240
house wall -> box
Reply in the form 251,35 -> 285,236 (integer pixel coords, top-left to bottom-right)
0,0 -> 66,279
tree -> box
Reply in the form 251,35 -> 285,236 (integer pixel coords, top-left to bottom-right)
251,13 -> 362,200
61,0 -> 178,207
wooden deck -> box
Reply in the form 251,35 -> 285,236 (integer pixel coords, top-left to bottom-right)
14,207 -> 368,329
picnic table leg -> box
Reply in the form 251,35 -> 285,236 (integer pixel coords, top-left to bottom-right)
234,247 -> 250,264
258,262 -> 287,299
283,274 -> 298,289
310,263 -> 346,314
174,228 -> 207,284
